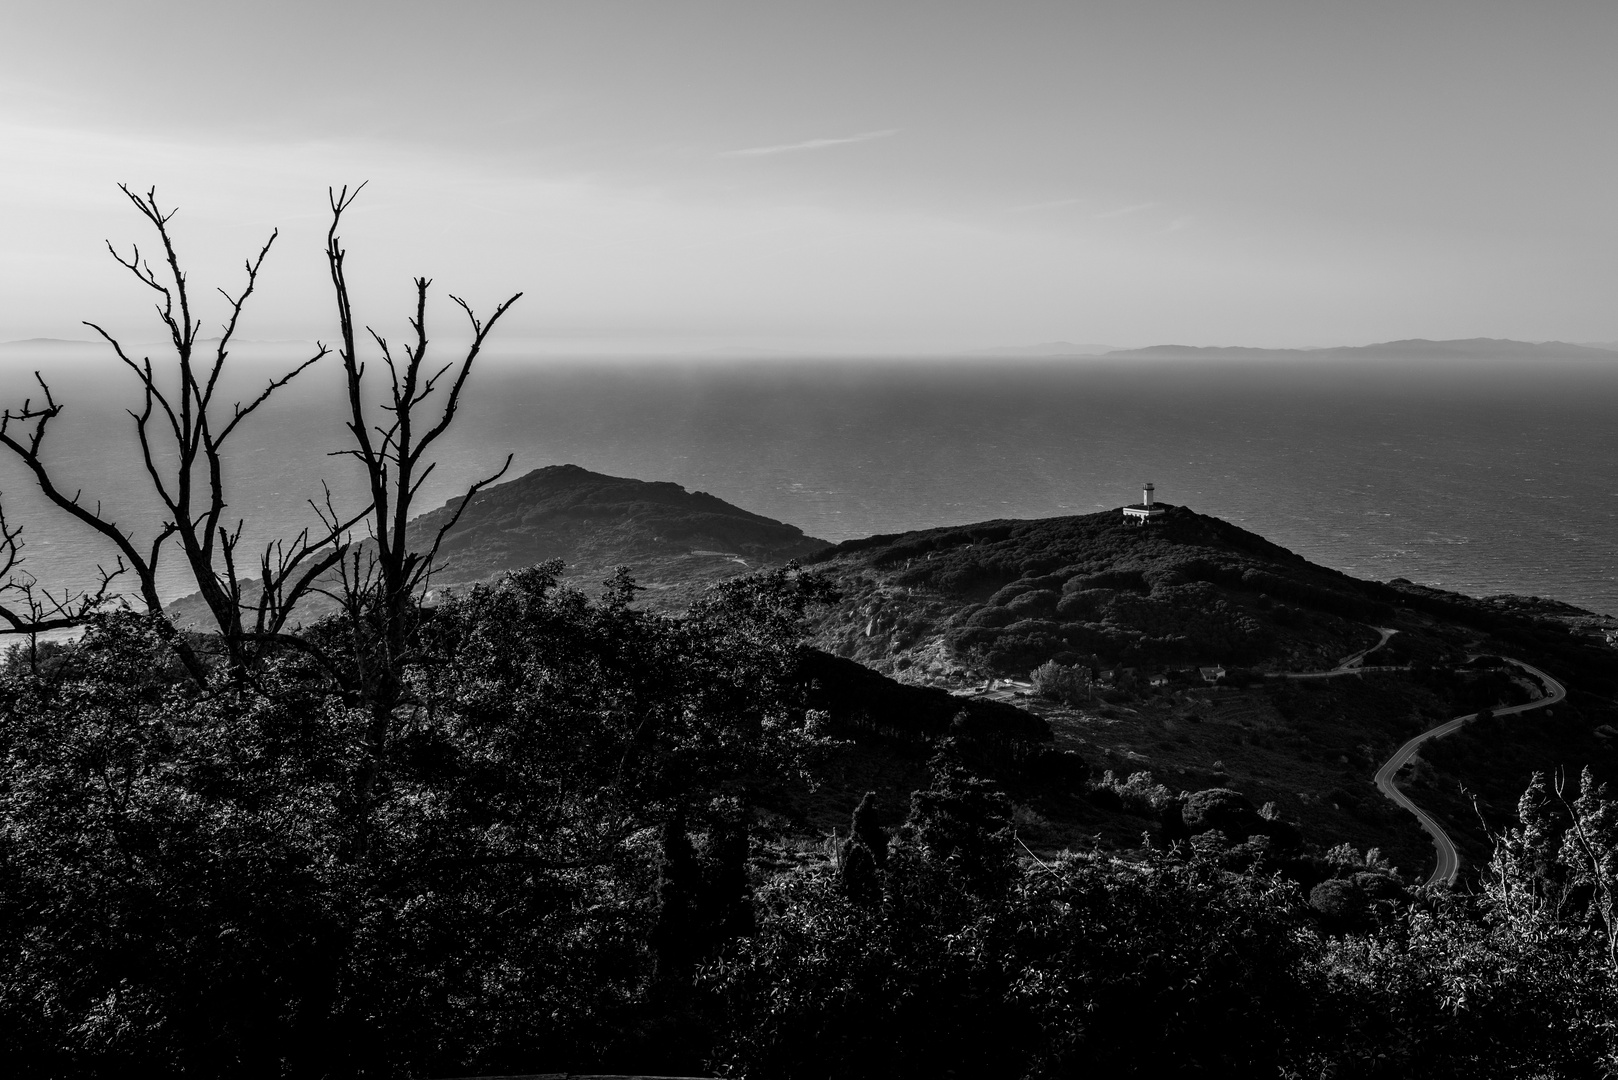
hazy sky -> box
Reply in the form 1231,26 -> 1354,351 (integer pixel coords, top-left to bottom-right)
3,0 -> 1616,352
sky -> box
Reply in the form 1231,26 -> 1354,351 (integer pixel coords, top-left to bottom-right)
3,0 -> 1616,353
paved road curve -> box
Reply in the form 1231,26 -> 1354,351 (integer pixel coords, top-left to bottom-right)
1278,627 -> 1400,680
1372,658 -> 1566,887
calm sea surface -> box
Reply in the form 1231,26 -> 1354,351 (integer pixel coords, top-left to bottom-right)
3,354 -> 1616,618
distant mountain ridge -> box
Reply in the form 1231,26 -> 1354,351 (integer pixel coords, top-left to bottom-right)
10,335 -> 1617,360
1103,337 -> 1618,361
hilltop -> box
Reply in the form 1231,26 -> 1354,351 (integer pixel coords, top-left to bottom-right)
805,503 -> 1404,675
409,464 -> 828,602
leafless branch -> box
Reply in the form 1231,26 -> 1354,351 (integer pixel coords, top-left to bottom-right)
414,454 -> 513,592
0,185 -> 355,684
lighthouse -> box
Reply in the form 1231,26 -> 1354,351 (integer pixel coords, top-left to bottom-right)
1122,482 -> 1166,525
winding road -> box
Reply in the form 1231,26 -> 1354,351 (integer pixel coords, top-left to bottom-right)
1279,627 -> 1401,680
1373,657 -> 1566,887
1271,630 -> 1568,886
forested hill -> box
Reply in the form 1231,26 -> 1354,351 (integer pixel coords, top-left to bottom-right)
804,502 -> 1615,688
413,464 -> 828,591
806,502 -> 1383,676
802,502 -> 1618,876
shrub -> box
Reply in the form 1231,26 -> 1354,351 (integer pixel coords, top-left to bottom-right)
1005,589 -> 1059,617
1183,788 -> 1266,839
1309,877 -> 1369,928
1090,770 -> 1176,816
1031,659 -> 1091,705
963,605 -> 1016,629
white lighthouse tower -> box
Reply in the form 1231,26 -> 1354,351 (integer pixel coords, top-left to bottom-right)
1122,482 -> 1166,525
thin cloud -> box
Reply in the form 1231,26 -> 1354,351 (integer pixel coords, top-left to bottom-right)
1006,197 -> 1087,213
1095,201 -> 1157,220
721,128 -> 898,157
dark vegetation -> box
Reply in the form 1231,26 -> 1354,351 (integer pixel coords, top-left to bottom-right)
5,188 -> 1618,1076
7,600 -> 1618,1076
0,566 -> 839,1076
805,507 -> 1618,873
806,506 -> 1615,690
808,505 -> 1391,673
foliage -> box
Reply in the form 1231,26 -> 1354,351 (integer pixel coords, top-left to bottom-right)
708,815 -> 1321,1078
1182,786 -> 1266,838
0,564 -> 830,1078
1087,768 -> 1176,816
709,763 -> 1618,1079
809,506 -> 1393,673
838,791 -> 888,905
8,565 -> 1618,1076
1030,658 -> 1091,704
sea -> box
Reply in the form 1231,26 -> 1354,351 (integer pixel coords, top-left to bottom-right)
2,349 -> 1616,622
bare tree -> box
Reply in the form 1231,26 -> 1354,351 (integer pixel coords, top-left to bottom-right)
0,499 -> 128,673
0,182 -> 519,713
0,185 -> 362,684
321,184 -> 521,826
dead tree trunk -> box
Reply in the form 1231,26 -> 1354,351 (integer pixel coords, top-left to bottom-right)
323,184 -> 521,839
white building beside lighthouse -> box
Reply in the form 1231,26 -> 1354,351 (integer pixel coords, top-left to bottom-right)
1122,482 -> 1166,525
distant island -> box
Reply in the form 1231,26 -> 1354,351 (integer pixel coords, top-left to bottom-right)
1103,337 -> 1618,361
12,334 -> 1617,361
966,336 -> 1618,362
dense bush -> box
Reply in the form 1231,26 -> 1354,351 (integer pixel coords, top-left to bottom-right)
710,763 -> 1618,1079
1030,659 -> 1091,705
0,565 -> 832,1078
1182,787 -> 1267,838
7,583 -> 1618,1077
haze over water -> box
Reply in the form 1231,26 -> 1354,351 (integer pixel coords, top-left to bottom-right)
2,353 -> 1616,619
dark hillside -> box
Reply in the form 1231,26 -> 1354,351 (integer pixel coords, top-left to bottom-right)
803,502 -> 1618,876
169,464 -> 830,625
806,503 -> 1404,676
771,648 -> 1101,845
413,464 -> 829,597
